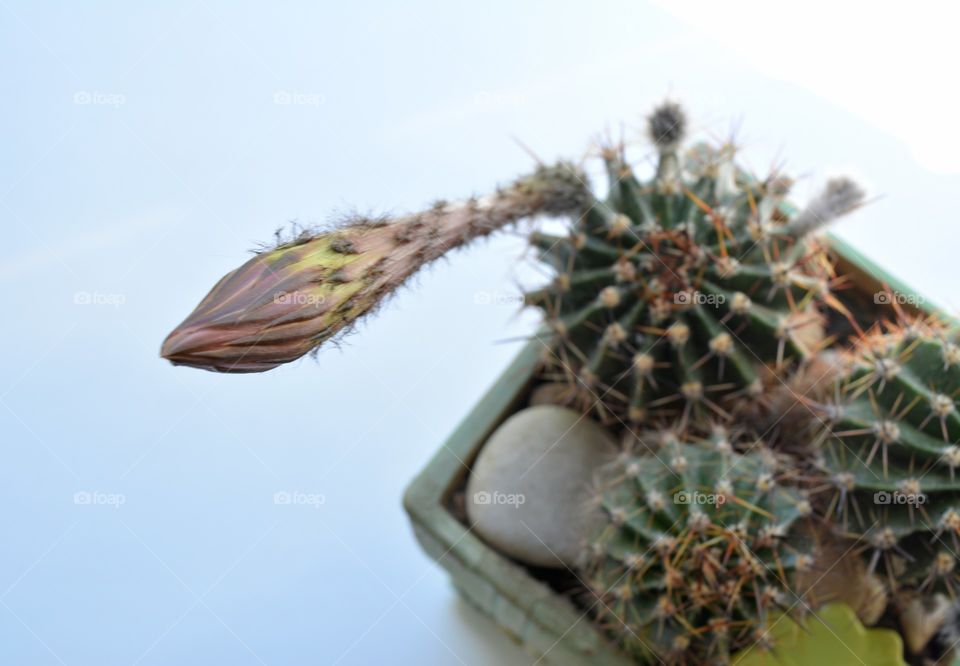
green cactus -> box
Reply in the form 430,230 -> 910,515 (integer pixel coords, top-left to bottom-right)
583,427 -> 814,664
810,306 -> 960,594
526,102 -> 865,426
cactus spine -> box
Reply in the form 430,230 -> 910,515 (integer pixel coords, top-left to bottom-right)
583,427 -> 813,664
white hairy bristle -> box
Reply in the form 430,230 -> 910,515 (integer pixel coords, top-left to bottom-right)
681,381 -> 703,401
604,322 -> 627,345
872,419 -> 901,444
709,332 -> 734,356
633,353 -> 655,376
608,214 -> 632,237
730,291 -> 752,314
599,286 -> 621,309
667,322 -> 691,347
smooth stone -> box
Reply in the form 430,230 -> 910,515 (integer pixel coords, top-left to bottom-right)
465,404 -> 617,569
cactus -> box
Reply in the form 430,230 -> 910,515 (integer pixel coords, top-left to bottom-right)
582,426 -> 814,664
525,102 -> 865,425
808,304 -> 960,595
161,164 -> 589,371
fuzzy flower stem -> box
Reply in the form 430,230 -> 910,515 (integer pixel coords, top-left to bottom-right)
161,163 -> 591,373
648,101 -> 687,184
786,177 -> 866,238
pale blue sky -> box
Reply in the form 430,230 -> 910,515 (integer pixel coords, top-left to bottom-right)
2,2 -> 958,665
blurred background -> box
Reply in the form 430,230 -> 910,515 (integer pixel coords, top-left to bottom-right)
2,1 -> 959,664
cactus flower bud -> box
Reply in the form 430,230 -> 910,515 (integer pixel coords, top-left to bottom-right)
161,163 -> 590,372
